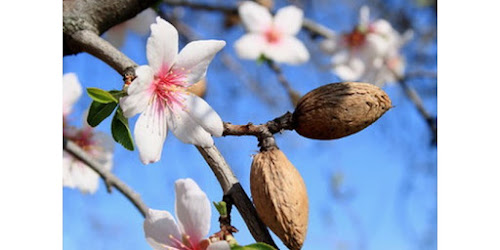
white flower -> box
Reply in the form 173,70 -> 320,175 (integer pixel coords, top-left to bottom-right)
63,125 -> 114,194
105,8 -> 157,48
144,178 -> 231,250
119,17 -> 225,165
234,1 -> 309,64
63,73 -> 82,118
321,6 -> 409,86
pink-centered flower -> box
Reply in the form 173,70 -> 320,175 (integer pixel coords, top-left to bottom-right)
62,73 -> 114,194
320,6 -> 410,86
144,178 -> 230,250
234,1 -> 310,64
105,8 -> 157,48
119,17 -> 225,165
63,125 -> 114,194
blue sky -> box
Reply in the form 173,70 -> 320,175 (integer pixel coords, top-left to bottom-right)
63,0 -> 437,249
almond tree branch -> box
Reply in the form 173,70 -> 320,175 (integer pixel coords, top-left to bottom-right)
63,138 -> 149,217
63,1 -> 277,246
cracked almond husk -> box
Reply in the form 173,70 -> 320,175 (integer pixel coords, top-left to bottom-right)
293,82 -> 392,140
250,148 -> 308,250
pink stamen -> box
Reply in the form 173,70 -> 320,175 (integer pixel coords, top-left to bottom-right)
264,27 -> 282,44
152,67 -> 190,112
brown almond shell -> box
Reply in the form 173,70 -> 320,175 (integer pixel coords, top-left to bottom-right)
293,82 -> 392,140
250,149 -> 308,250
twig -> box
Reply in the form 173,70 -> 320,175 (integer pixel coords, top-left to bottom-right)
266,60 -> 302,107
63,138 -> 149,217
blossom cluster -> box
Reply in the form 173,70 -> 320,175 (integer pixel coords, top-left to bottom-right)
320,6 -> 411,86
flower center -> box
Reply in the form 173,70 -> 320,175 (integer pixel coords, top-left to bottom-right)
264,27 -> 282,44
168,234 -> 204,250
65,127 -> 95,150
344,26 -> 367,49
153,68 -> 189,112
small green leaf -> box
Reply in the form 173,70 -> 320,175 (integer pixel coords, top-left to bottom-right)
87,87 -> 119,103
256,54 -> 271,65
109,89 -> 127,99
231,243 -> 276,250
111,108 -> 134,151
87,101 -> 118,127
213,201 -> 227,217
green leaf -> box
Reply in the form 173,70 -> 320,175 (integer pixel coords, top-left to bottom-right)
231,243 -> 276,250
213,201 -> 227,217
87,101 -> 118,127
87,87 -> 119,103
109,89 -> 127,99
111,108 -> 135,151
256,54 -> 271,65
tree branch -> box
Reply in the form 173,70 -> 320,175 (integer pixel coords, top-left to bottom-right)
63,1 -> 277,246
63,137 -> 149,217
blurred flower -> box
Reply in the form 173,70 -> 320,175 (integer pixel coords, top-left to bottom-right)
234,1 -> 309,65
119,17 -> 225,165
105,8 -> 157,48
63,124 -> 114,194
144,178 -> 230,250
63,73 -> 82,119
320,6 -> 411,86
62,73 -> 114,194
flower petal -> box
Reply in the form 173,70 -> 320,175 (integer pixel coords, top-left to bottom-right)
175,178 -> 211,244
333,52 -> 366,81
234,34 -> 267,60
359,5 -> 370,28
147,17 -> 178,74
364,33 -> 390,58
273,5 -> 303,35
207,241 -> 231,250
238,1 -> 272,32
172,40 -> 225,85
184,95 -> 223,137
144,208 -> 182,250
127,8 -> 157,36
120,66 -> 154,118
168,105 -> 214,147
134,99 -> 168,164
264,36 -> 310,64
63,73 -> 82,116
62,152 -> 100,194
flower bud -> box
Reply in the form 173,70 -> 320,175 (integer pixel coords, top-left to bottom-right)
293,82 -> 392,140
187,78 -> 207,98
250,148 -> 308,250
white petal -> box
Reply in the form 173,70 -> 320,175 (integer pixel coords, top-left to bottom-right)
273,5 -> 303,35
319,37 -> 339,54
91,132 -> 115,171
333,54 -> 366,81
127,8 -> 157,35
175,178 -> 211,244
120,66 -> 154,118
172,40 -> 225,85
238,1 -> 272,32
359,5 -> 370,28
371,19 -> 393,36
147,17 -> 178,74
364,33 -> 390,58
264,36 -> 310,64
63,152 -> 100,194
207,241 -> 231,250
184,95 -> 223,137
234,34 -> 267,60
144,208 -> 182,250
105,24 -> 127,48
168,105 -> 214,147
63,73 -> 82,116
134,100 -> 168,165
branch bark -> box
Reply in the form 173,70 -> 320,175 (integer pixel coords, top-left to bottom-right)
63,138 -> 149,217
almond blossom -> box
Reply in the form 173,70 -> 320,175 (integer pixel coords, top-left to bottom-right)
144,178 -> 230,250
234,1 -> 309,65
105,8 -> 157,48
119,17 -> 225,165
320,6 -> 410,86
63,74 -> 114,194
63,124 -> 114,194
